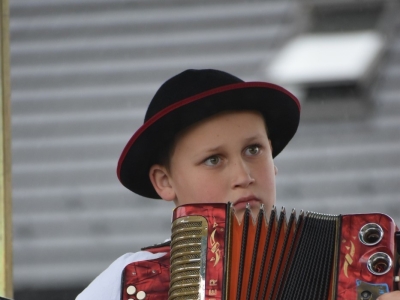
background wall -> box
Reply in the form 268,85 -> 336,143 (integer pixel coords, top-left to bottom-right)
9,0 -> 400,299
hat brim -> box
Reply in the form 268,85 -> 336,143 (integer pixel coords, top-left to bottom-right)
117,82 -> 300,199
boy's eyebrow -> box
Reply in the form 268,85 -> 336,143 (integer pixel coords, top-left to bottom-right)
242,133 -> 266,143
194,133 -> 267,156
196,145 -> 224,156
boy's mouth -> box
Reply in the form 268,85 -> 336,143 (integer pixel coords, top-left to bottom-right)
233,195 -> 261,211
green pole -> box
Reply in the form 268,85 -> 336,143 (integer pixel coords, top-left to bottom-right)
0,0 -> 12,298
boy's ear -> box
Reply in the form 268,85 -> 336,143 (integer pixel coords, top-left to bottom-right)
149,164 -> 176,201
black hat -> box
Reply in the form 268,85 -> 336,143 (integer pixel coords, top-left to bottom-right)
117,69 -> 300,198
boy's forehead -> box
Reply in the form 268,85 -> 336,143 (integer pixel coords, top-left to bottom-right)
175,110 -> 268,144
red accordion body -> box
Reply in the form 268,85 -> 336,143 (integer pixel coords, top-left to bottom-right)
169,203 -> 399,300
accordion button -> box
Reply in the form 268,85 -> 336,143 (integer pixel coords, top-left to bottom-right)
127,285 -> 136,295
137,291 -> 146,299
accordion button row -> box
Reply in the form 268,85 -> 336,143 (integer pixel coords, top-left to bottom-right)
126,285 -> 146,299
127,286 -> 136,295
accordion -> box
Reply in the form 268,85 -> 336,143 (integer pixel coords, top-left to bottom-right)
169,203 -> 400,300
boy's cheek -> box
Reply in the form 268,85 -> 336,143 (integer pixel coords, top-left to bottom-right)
174,182 -> 225,205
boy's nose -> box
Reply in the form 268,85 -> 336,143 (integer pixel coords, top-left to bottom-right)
231,160 -> 255,188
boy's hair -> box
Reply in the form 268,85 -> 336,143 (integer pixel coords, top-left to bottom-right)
117,69 -> 300,199
156,136 -> 175,172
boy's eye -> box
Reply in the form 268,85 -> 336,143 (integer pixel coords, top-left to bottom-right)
245,145 -> 260,156
204,156 -> 221,166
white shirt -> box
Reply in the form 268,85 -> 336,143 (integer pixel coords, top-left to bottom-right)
75,251 -> 168,300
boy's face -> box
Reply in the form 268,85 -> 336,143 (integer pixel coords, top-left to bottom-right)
150,111 -> 276,219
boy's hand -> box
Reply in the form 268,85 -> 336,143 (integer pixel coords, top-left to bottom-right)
377,291 -> 400,299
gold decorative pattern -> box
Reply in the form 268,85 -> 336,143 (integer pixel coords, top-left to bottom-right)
210,224 -> 221,267
169,216 -> 208,300
342,239 -> 355,278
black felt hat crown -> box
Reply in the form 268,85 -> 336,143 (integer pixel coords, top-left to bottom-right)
117,69 -> 300,198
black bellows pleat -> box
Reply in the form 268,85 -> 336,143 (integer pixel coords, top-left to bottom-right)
260,209 -> 286,299
275,211 -> 305,300
279,212 -> 339,300
236,207 -> 250,300
267,210 -> 296,300
254,208 -> 276,299
245,207 -> 265,299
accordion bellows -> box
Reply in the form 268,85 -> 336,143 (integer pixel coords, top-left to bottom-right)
169,203 -> 399,300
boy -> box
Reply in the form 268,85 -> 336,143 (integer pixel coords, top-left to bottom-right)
76,69 -> 399,300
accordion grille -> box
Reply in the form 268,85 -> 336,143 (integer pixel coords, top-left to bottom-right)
169,216 -> 208,300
